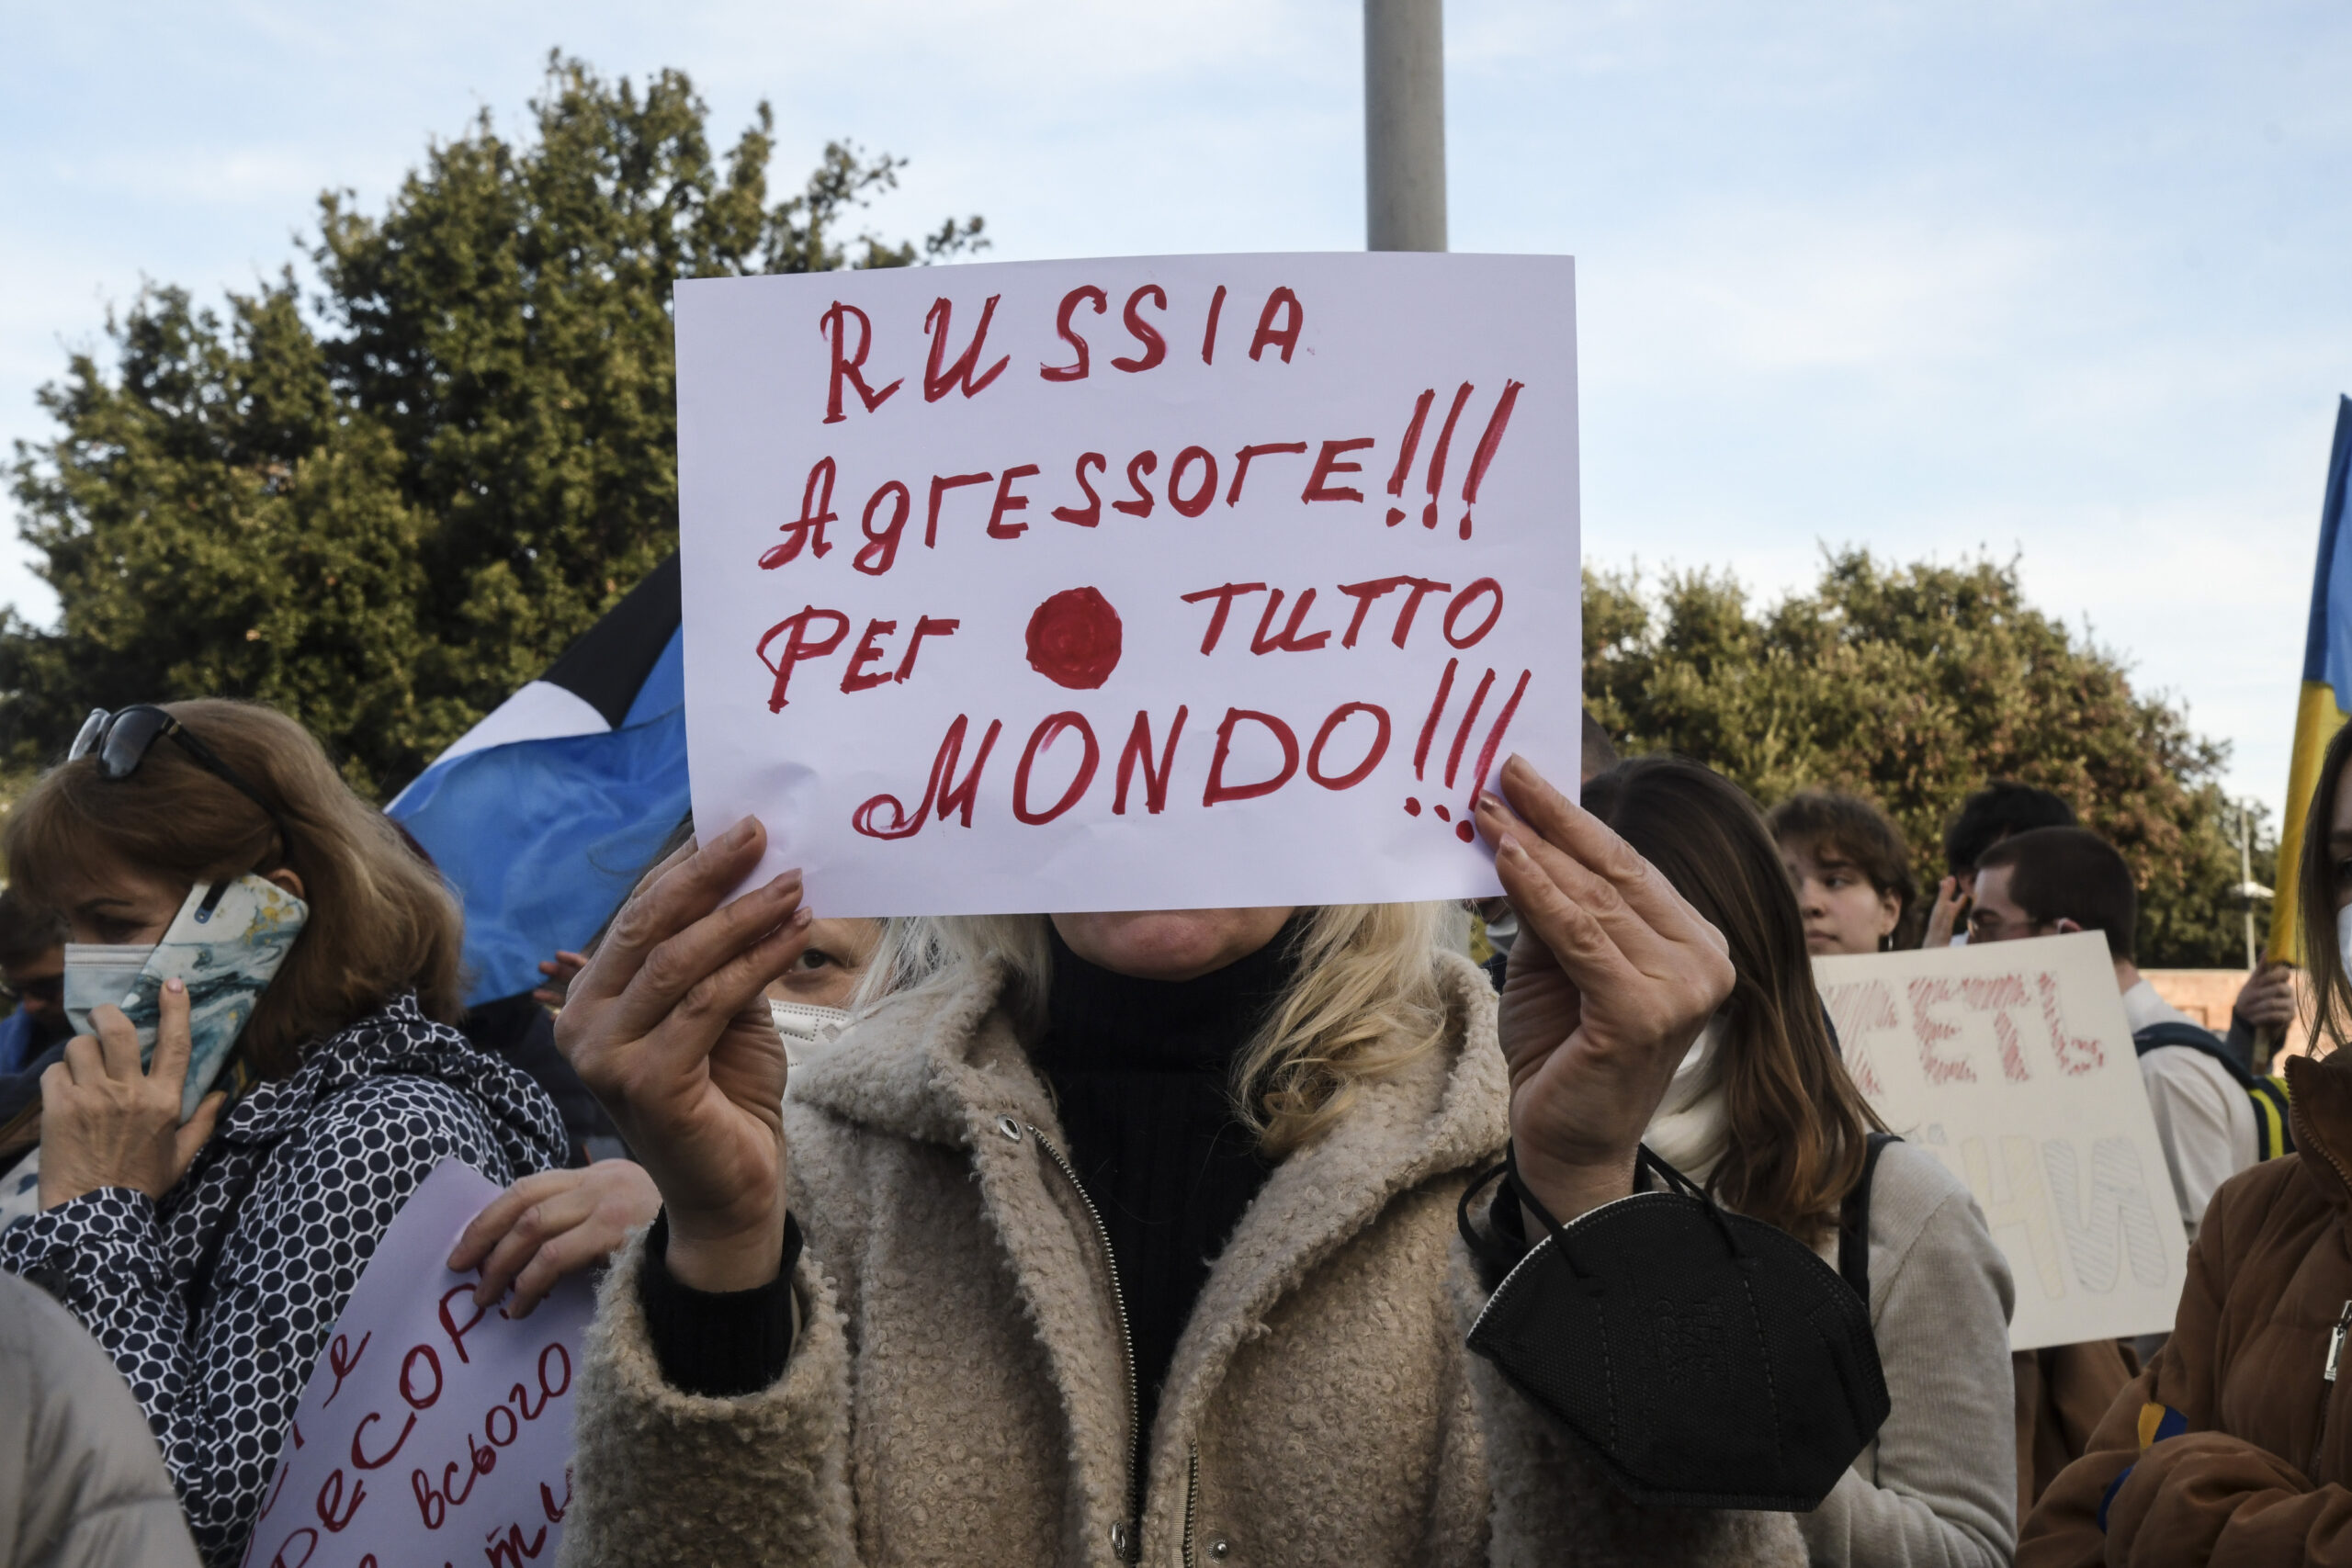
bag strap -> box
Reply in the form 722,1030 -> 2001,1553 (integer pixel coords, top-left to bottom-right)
2132,1021 -> 2256,1089
1838,1133 -> 1900,1304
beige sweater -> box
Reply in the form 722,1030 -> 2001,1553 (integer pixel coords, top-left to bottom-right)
559,953 -> 1803,1568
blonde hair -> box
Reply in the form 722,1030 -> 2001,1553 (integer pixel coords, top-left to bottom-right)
6,699 -> 465,1077
862,904 -> 1453,1155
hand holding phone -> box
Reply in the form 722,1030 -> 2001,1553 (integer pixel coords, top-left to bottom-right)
37,978 -> 227,1209
115,876 -> 309,1120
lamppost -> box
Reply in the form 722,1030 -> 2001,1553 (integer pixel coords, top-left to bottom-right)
1363,0 -> 1447,252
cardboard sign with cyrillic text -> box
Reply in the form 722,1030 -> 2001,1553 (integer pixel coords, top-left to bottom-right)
675,254 -> 1579,915
1813,932 -> 2188,1350
240,1160 -> 592,1568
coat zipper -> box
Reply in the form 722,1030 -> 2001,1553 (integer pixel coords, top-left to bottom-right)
1027,1122 -> 1143,1562
1185,1448 -> 1204,1568
2314,1299 -> 2352,1479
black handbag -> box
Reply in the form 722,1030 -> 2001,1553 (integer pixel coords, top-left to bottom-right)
1461,1145 -> 1890,1511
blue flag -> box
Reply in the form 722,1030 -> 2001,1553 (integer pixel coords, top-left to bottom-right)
389,558 -> 689,1005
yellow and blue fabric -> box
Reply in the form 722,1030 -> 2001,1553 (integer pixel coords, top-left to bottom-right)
2271,395 -> 2352,964
2098,1402 -> 2189,1531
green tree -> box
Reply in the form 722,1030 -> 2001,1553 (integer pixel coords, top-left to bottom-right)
3,54 -> 983,796
1584,550 -> 2268,968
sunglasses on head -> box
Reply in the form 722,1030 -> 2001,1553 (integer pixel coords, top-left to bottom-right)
69,706 -> 285,832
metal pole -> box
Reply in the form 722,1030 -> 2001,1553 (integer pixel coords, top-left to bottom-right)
1363,0 -> 1448,252
2241,808 -> 2257,971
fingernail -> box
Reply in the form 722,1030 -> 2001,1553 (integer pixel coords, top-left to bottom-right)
1477,790 -> 1503,813
766,870 -> 802,895
1498,831 -> 1523,857
727,818 -> 757,847
790,907 -> 813,928
165,977 -> 184,995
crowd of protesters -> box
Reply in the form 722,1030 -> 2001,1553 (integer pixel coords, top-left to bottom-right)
0,695 -> 2350,1565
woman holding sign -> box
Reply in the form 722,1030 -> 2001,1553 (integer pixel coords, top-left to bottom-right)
0,701 -> 569,1565
546,756 -> 1887,1566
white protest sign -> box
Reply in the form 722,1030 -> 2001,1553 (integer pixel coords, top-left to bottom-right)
675,254 -> 1580,916
240,1160 -> 592,1568
1813,931 -> 2188,1351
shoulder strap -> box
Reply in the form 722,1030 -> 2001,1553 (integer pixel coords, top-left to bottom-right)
2132,1021 -> 2256,1088
1838,1133 -> 1900,1304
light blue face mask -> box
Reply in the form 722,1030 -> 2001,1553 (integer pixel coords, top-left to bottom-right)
2338,904 -> 2352,987
62,943 -> 153,1038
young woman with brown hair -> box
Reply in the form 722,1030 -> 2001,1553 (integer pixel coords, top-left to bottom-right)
0,699 -> 567,1564
1768,789 -> 1924,954
1589,757 -> 2017,1567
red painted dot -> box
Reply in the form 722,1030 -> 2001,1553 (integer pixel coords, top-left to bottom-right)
1024,587 -> 1123,690
1433,804 -> 1451,822
1454,820 -> 1476,842
1404,796 -> 1421,815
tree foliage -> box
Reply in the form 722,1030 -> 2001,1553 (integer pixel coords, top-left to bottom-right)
4,55 -> 983,796
1585,551 -> 2267,968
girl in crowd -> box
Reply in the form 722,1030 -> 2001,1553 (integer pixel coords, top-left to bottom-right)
1769,789 -> 1922,955
2018,717 -> 2352,1563
544,758 -> 1806,1565
1598,758 -> 2017,1567
0,700 -> 568,1565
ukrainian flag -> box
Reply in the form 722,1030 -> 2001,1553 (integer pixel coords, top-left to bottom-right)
2271,396 -> 2352,963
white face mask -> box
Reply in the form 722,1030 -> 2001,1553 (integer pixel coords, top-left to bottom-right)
770,999 -> 850,1056
63,943 -> 154,1038
2337,904 -> 2352,985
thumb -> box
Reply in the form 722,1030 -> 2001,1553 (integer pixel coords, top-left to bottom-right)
172,1091 -> 227,1184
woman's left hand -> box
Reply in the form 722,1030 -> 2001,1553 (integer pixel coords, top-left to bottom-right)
38,978 -> 225,1209
446,1161 -> 664,1317
1476,755 -> 1736,1224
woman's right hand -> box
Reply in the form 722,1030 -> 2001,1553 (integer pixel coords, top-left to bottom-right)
555,818 -> 812,1292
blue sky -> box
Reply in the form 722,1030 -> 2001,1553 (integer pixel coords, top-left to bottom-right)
5,1 -> 2348,819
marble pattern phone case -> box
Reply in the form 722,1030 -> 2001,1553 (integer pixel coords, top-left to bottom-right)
118,875 -> 309,1119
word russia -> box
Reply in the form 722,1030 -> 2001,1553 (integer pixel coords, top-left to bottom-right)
675,253 -> 1580,918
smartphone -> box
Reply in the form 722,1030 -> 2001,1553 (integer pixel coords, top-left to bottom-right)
116,876 -> 310,1120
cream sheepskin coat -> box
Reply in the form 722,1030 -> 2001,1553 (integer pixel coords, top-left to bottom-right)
560,952 -> 1804,1568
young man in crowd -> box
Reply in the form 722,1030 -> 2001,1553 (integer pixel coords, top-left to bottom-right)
1966,827 -> 2256,1258
0,890 -> 68,1078
1923,783 -> 2078,946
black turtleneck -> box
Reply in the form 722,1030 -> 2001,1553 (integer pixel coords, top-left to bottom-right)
1027,920 -> 1298,1444
638,921 -> 1299,1410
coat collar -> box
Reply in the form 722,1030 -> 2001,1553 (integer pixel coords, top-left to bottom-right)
787,945 -> 1511,1433
217,993 -> 569,1177
788,950 -> 1508,1182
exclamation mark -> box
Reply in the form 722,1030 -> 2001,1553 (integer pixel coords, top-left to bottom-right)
1421,383 -> 1476,529
1406,657 -> 1459,814
1384,389 -> 1435,527
1455,380 -> 1524,540
1443,667 -> 1498,788
1462,670 -> 1532,840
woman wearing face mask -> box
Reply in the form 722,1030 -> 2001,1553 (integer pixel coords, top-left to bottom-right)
1768,791 -> 1922,956
447,911 -> 883,1316
2017,716 -> 2352,1562
1590,759 -> 2017,1567
0,700 -> 569,1566
535,759 -> 1821,1567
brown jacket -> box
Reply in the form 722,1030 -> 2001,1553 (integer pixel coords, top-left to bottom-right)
559,953 -> 1802,1568
2020,1051 -> 2352,1565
